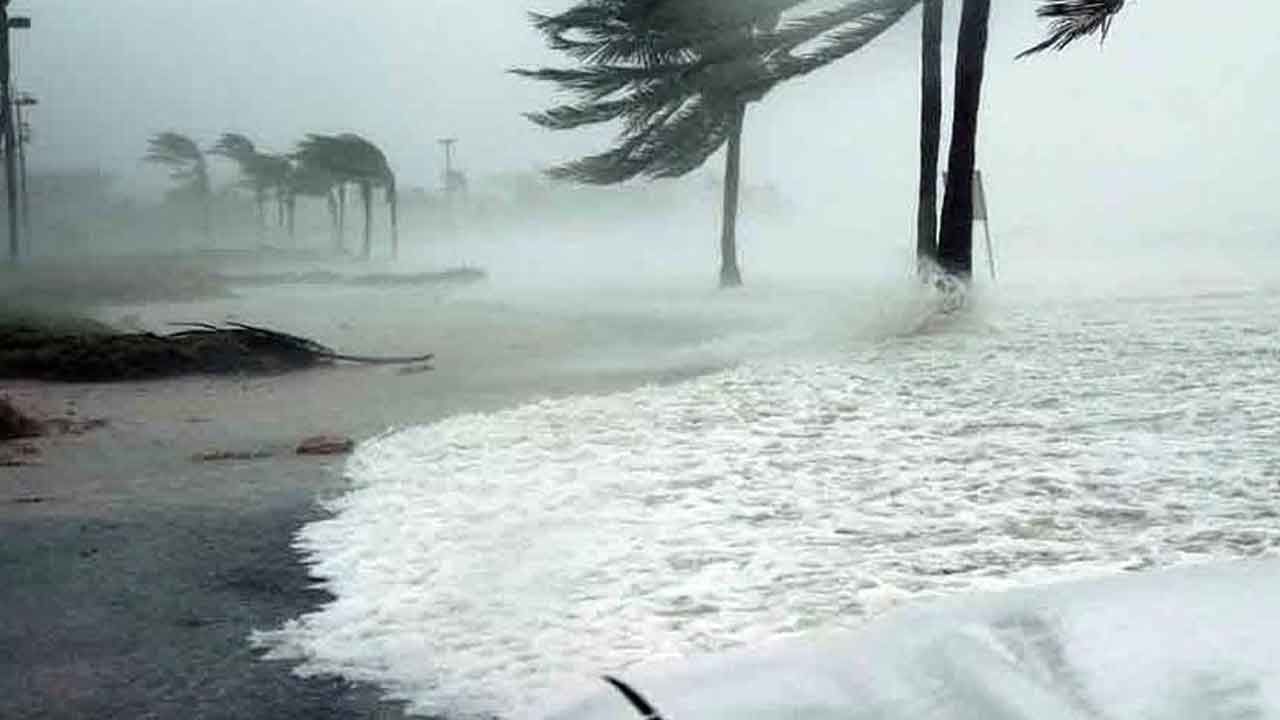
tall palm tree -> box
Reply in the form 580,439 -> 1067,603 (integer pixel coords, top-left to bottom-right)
144,131 -> 211,241
294,134 -> 397,260
518,0 -> 915,288
935,0 -> 1128,279
935,0 -> 990,279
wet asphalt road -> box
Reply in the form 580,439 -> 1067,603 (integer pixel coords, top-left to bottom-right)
0,487 -> 411,720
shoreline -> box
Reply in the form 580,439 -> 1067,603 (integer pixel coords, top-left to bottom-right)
1,274 -> 745,719
2,367 -> 715,720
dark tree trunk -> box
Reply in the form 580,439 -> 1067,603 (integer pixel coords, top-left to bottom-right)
917,0 -> 943,267
337,184 -> 347,252
276,189 -> 286,228
327,189 -> 341,252
360,182 -> 373,260
389,189 -> 399,260
937,0 -> 992,280
719,102 -> 746,289
286,193 -> 297,241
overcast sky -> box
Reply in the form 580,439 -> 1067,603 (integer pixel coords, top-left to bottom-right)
12,1 -> 1280,241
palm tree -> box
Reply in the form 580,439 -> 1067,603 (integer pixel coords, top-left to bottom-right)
917,0 -> 943,267
294,134 -> 397,259
936,0 -> 1128,280
281,159 -> 338,245
210,133 -> 276,232
144,131 -> 211,241
935,0 -> 991,279
517,0 -> 917,289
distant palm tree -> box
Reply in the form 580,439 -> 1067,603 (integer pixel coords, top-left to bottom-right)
294,134 -> 397,259
283,158 -> 342,249
210,133 -> 276,232
144,131 -> 211,241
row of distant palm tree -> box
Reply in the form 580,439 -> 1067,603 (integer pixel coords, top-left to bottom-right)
519,0 -> 1128,288
143,131 -> 398,259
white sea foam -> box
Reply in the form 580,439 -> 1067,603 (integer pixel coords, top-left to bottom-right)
257,280 -> 1280,718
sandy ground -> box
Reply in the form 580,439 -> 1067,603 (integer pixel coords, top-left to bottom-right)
0,275 -> 740,719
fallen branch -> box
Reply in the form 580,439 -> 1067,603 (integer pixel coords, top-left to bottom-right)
0,321 -> 433,382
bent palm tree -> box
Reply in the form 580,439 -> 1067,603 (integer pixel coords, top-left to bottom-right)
518,1 -> 915,288
145,131 -> 212,242
294,134 -> 398,259
210,133 -> 277,232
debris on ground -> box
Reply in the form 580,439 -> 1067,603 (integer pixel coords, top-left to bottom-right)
0,442 -> 41,467
191,449 -> 277,463
296,435 -> 356,456
0,397 -> 43,441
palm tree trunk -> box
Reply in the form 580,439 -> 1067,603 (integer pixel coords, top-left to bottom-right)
360,182 -> 373,260
327,189 -> 340,252
389,189 -> 399,260
719,101 -> 746,289
338,184 -> 347,252
917,0 -> 943,268
937,0 -> 992,280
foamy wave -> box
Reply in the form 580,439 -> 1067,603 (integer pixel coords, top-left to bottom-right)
256,288 -> 1279,717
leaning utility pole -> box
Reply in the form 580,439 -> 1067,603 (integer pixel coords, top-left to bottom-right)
0,1 -> 28,265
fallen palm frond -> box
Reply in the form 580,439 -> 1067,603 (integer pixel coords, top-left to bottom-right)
0,321 -> 432,382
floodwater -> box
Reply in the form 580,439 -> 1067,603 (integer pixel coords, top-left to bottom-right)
255,234 -> 1280,718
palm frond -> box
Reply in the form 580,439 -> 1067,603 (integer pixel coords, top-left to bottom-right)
1018,0 -> 1125,58
144,131 -> 210,193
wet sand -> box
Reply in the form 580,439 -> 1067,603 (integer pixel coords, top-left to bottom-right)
0,278 -> 741,719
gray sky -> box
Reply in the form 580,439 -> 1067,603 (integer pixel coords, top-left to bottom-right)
13,1 -> 1280,241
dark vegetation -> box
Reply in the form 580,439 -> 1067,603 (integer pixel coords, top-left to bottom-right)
0,321 -> 432,383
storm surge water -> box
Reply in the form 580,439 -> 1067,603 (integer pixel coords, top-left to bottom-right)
256,236 -> 1280,718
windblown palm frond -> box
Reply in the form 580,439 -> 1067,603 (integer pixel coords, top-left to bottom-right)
294,134 -> 394,188
144,131 -> 210,194
210,133 -> 281,198
210,133 -> 257,163
516,0 -> 918,184
1018,0 -> 1126,58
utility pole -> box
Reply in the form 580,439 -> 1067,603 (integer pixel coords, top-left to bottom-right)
0,1 -> 29,265
14,92 -> 35,238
